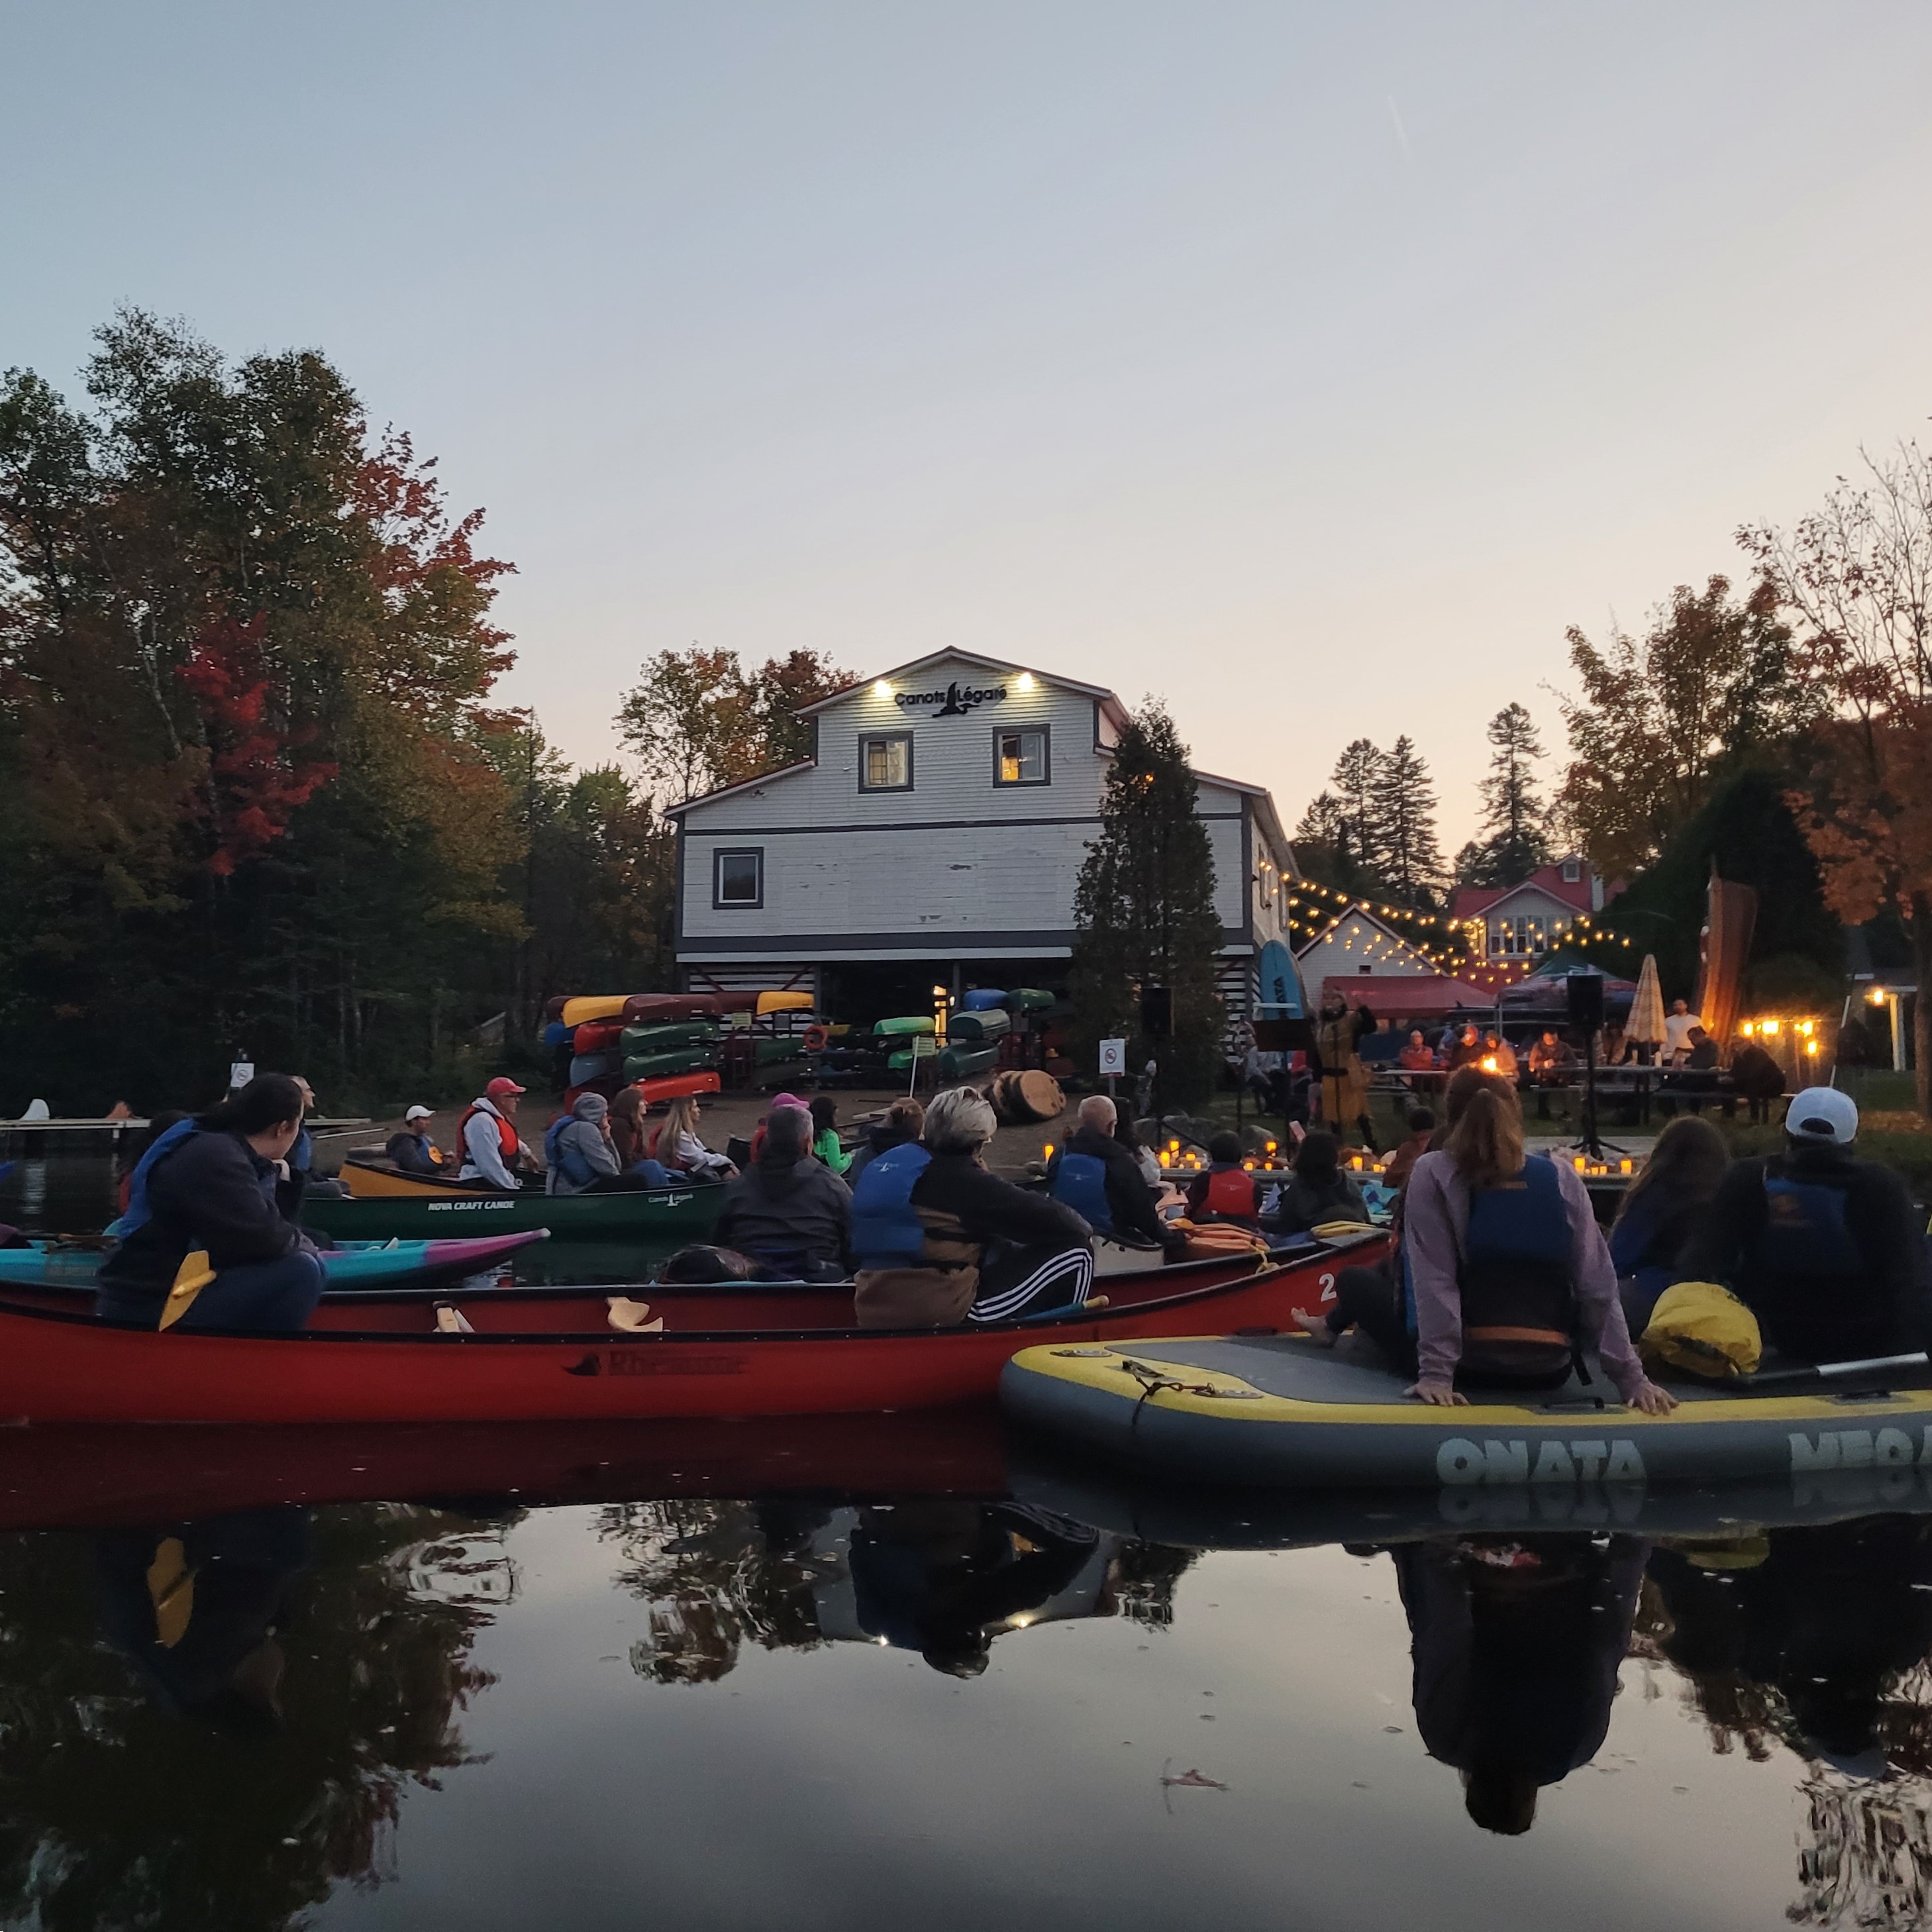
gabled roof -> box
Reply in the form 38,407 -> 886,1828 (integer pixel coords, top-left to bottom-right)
661,759 -> 814,817
1193,767 -> 1294,867
1451,865 -> 1593,921
1294,905 -> 1436,968
796,649 -> 1125,719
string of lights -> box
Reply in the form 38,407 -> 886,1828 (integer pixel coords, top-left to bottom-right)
1277,874 -> 1641,966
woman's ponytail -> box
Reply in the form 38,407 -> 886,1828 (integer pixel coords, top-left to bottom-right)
1443,1081 -> 1525,1191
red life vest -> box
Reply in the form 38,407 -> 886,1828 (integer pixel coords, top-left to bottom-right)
1204,1167 -> 1258,1219
458,1104 -> 521,1166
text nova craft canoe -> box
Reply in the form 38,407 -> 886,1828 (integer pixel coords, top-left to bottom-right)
0,1233 -> 1385,1425
303,1159 -> 725,1242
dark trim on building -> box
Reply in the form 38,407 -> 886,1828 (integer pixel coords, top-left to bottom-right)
674,820 -> 687,947
679,811 -> 1240,839
712,847 -> 765,910
993,722 -> 1050,787
677,924 -> 1254,957
856,730 -> 915,793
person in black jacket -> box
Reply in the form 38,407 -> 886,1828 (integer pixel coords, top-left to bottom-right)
1676,1086 -> 1928,1363
95,1074 -> 326,1332
853,1086 -> 1093,1326
1044,1095 -> 1167,1246
712,1105 -> 852,1281
1398,1533 -> 1649,1835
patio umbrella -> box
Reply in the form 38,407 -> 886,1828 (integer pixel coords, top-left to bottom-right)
1628,953 -> 1666,1047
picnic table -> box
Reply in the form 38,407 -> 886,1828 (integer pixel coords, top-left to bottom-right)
1371,1064 -> 1786,1126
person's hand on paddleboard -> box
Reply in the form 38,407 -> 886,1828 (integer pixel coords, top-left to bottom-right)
1627,1380 -> 1678,1415
1407,1379 -> 1468,1407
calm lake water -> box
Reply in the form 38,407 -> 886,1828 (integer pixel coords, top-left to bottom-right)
3,1158 -> 1931,1929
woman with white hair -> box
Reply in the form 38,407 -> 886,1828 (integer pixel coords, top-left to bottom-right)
848,1086 -> 1094,1328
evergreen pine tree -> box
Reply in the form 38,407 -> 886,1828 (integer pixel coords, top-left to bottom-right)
1374,735 -> 1444,907
1069,705 -> 1224,1105
1331,738 -> 1389,886
1462,703 -> 1551,886
1292,790 -> 1368,895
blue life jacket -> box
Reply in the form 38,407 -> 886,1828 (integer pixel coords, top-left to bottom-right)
290,1125 -> 314,1177
1755,1170 -> 1861,1280
850,1143 -> 933,1266
1050,1153 -> 1114,1235
544,1115 -> 596,1188
105,1119 -> 199,1239
1458,1156 -> 1578,1378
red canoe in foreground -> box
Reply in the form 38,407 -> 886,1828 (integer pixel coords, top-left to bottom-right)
0,1233 -> 1384,1426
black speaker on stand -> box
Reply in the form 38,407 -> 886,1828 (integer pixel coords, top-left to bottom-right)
1564,971 -> 1621,1162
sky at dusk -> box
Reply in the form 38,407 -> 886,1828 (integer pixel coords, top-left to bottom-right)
5,1 -> 1931,849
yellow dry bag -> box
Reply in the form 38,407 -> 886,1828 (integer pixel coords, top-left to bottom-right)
1639,1280 -> 1762,1380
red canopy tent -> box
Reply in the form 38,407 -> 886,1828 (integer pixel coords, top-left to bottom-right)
1316,975 -> 1494,1021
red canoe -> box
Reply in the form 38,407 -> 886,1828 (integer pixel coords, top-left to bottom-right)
0,1233 -> 1384,1426
0,1408 -> 1011,1531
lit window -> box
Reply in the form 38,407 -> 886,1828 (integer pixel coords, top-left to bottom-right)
860,734 -> 912,791
995,727 -> 1049,786
713,848 -> 763,909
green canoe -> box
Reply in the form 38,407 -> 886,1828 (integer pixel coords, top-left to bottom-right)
939,1043 -> 1000,1080
622,1046 -> 721,1082
303,1178 -> 725,1245
619,1020 -> 721,1054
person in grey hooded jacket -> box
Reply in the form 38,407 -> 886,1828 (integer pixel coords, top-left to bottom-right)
546,1092 -> 623,1196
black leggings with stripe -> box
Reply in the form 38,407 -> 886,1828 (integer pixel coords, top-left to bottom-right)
968,1244 -> 1095,1325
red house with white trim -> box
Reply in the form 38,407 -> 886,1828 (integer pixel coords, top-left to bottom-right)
1450,858 -> 1618,961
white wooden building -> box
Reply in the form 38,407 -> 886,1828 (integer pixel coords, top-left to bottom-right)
666,650 -> 1295,1014
1294,908 -> 1437,1005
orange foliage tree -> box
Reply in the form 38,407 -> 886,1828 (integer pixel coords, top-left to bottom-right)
1740,441 -> 1932,1112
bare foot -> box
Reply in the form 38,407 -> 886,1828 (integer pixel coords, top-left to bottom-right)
1292,1309 -> 1337,1347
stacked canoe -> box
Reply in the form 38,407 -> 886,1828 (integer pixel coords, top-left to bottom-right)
544,989 -> 816,1101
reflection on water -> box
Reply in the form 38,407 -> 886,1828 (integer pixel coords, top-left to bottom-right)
4,1459 -> 1932,1926
0,1504 -> 506,1930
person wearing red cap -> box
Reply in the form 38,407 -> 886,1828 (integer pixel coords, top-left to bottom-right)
458,1076 -> 529,1190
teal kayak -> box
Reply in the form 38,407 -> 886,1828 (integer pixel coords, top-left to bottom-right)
0,1229 -> 550,1292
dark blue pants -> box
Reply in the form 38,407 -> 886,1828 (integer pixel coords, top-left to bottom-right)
96,1251 -> 326,1332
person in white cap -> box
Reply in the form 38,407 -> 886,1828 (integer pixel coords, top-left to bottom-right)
1678,1087 -> 1927,1364
384,1105 -> 443,1175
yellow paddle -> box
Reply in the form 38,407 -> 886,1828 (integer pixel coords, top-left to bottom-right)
145,1535 -> 195,1646
158,1250 -> 215,1331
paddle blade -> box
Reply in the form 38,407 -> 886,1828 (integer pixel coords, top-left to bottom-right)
158,1251 -> 215,1332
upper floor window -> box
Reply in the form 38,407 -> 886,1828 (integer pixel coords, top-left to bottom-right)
859,733 -> 913,792
713,848 -> 764,909
995,726 -> 1050,786
1560,859 -> 1581,884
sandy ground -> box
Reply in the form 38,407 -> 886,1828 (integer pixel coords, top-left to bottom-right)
309,1085 -> 1079,1178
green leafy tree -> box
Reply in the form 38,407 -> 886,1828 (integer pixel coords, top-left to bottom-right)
0,309 -> 525,1109
1068,705 -> 1224,1105
1556,576 -> 1812,877
618,646 -> 852,807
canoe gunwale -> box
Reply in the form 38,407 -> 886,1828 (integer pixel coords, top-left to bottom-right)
28,1241 -> 1371,1348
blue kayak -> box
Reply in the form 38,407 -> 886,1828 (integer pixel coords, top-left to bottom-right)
0,1229 -> 548,1292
